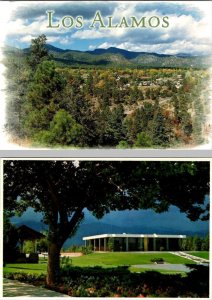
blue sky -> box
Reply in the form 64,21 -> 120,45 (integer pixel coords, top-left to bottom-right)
3,1 -> 212,55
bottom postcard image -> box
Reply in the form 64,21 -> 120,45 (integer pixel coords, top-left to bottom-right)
2,159 -> 210,298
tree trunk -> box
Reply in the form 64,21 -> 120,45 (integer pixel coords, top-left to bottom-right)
46,241 -> 61,286
46,209 -> 84,285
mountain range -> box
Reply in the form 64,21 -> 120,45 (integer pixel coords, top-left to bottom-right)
11,207 -> 209,248
4,44 -> 211,68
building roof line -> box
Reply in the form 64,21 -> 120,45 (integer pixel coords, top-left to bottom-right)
83,233 -> 186,240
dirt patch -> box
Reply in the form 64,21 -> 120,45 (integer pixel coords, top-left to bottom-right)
60,252 -> 83,257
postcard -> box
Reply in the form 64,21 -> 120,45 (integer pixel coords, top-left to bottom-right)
0,1 -> 212,149
2,158 -> 210,297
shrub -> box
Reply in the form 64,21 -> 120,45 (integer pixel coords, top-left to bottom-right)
81,245 -> 93,255
116,140 -> 129,149
60,256 -> 72,268
4,265 -> 209,298
150,258 -> 164,264
4,272 -> 45,284
107,237 -> 115,251
134,132 -> 152,148
67,245 -> 78,252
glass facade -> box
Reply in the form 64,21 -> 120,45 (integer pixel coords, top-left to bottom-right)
87,236 -> 182,252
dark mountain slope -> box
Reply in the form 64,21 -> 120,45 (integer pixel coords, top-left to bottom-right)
11,206 -> 209,247
86,47 -> 173,59
4,44 -> 211,68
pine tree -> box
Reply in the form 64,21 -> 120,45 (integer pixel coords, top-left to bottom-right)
28,34 -> 50,69
22,60 -> 66,139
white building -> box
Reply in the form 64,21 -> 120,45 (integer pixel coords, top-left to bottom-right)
83,233 -> 186,252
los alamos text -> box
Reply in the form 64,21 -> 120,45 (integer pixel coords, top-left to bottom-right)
46,10 -> 169,29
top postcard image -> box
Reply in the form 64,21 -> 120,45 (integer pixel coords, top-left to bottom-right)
0,0 -> 211,150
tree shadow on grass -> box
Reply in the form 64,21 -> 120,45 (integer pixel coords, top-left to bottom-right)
6,265 -> 45,272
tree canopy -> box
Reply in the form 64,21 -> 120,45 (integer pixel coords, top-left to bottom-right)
4,160 -> 209,221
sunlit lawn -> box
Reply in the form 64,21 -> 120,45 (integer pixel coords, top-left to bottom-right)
188,251 -> 209,260
70,252 -> 195,267
3,263 -> 47,274
3,252 -> 197,276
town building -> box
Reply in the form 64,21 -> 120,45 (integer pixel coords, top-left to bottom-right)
83,233 -> 186,252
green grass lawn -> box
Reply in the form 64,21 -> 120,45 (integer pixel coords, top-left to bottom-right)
3,252 -> 196,276
3,263 -> 47,274
70,252 -> 196,267
187,251 -> 209,260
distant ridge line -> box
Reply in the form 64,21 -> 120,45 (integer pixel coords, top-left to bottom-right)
4,43 -> 210,68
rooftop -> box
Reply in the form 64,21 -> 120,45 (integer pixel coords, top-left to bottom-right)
83,233 -> 186,240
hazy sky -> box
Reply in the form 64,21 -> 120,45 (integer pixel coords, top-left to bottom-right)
2,1 -> 212,55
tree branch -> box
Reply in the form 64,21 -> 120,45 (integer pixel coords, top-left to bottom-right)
44,173 -> 68,224
60,208 -> 84,245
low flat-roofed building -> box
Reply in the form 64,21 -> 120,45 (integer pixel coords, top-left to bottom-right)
83,233 -> 186,252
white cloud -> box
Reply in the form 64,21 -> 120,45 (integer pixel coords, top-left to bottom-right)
2,1 -> 212,54
90,8 -> 212,55
88,44 -> 96,50
72,29 -> 107,39
6,14 -> 69,39
59,37 -> 72,45
19,35 -> 35,43
97,39 -> 212,56
168,14 -> 212,44
97,42 -> 113,49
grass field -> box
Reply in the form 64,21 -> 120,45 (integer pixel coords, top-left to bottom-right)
70,252 -> 195,267
4,263 -> 47,274
188,251 -> 209,260
4,252 -> 197,275
3,263 -> 187,276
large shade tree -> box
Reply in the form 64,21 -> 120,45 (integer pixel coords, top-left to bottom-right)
3,160 -> 209,285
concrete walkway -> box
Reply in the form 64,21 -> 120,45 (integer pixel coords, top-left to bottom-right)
3,278 -> 70,297
132,263 -> 193,272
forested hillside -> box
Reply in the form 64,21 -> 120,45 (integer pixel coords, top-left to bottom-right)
20,44 -> 211,69
3,35 -> 211,148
